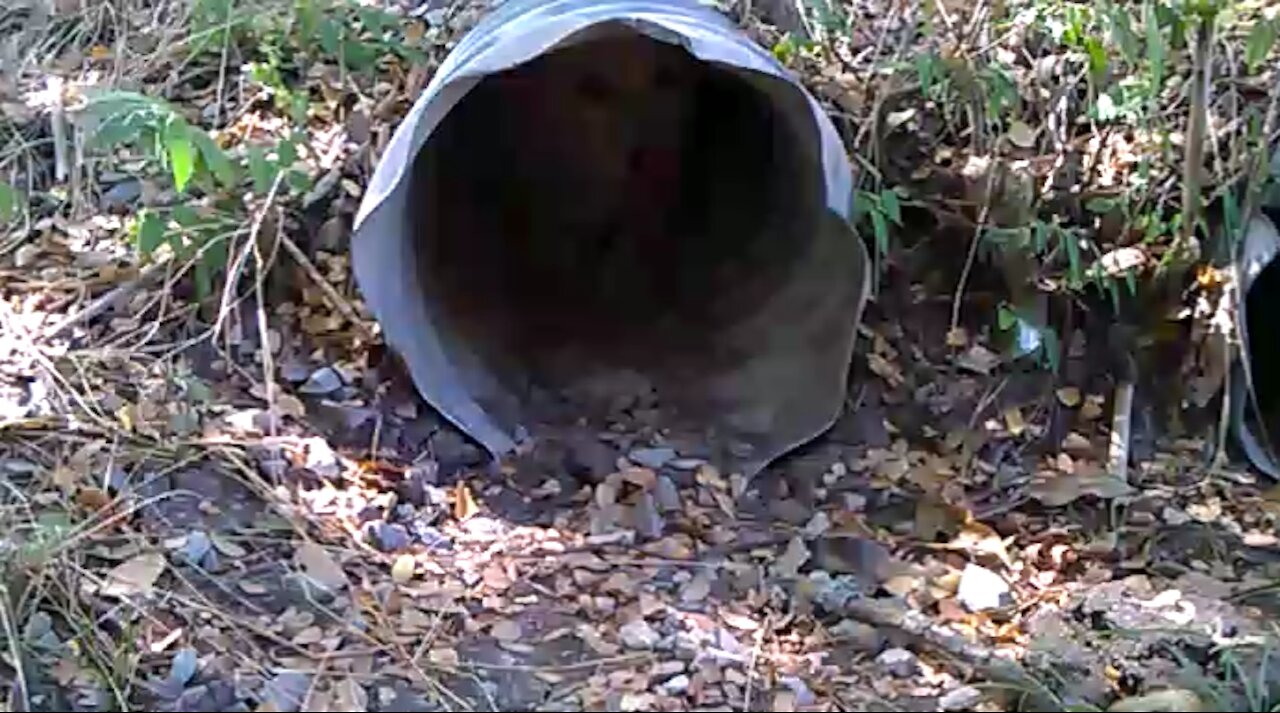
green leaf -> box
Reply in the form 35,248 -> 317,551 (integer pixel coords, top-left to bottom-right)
1064,231 -> 1082,287
1085,197 -> 1118,214
171,204 -> 202,227
1033,220 -> 1048,253
135,209 -> 166,257
1110,6 -> 1140,63
247,145 -> 276,193
997,303 -> 1017,331
1246,19 -> 1278,72
164,119 -> 195,193
194,258 -> 213,302
0,182 -> 20,223
880,189 -> 902,226
1084,36 -> 1109,78
319,18 -> 342,56
1144,2 -> 1166,91
191,131 -> 237,189
870,209 -> 889,257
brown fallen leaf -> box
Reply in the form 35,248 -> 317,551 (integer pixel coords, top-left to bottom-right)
950,520 -> 1013,567
680,573 -> 712,603
297,541 -> 349,591
1003,407 -> 1026,436
1055,387 -> 1082,407
773,536 -> 810,578
1027,470 -> 1135,507
100,552 -> 166,598
491,619 -> 522,642
391,554 -> 415,584
453,481 -> 480,521
720,610 -> 760,631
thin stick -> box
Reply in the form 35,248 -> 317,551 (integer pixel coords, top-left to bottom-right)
45,258 -> 171,339
279,231 -> 369,334
1107,380 -> 1135,480
1175,19 -> 1213,261
950,166 -> 1000,336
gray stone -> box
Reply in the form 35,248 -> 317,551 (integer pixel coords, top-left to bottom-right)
630,492 -> 664,539
939,685 -> 983,711
654,475 -> 682,512
829,618 -> 885,654
619,618 -> 660,649
101,179 -> 142,210
659,674 -> 690,696
299,366 -> 343,395
875,647 -> 919,678
957,562 -> 1013,612
629,447 -> 677,469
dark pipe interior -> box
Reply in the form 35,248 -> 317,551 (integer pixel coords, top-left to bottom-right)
1247,219 -> 1280,448
410,25 -> 821,404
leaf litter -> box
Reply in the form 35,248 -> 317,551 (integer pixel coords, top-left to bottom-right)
1,0 -> 1279,710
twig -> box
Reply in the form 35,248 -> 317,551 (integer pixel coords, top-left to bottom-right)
44,257 -> 170,339
278,231 -> 369,335
252,208 -> 280,438
1107,379 -> 1135,480
950,165 -> 1000,336
48,76 -> 68,184
1174,18 -> 1213,263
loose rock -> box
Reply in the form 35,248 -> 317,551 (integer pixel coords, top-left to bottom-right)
875,647 -> 919,678
654,475 -> 681,512
628,447 -> 677,469
659,674 -> 690,696
939,685 -> 983,711
299,367 -> 344,395
957,562 -> 1013,612
829,619 -> 885,654
619,618 -> 661,650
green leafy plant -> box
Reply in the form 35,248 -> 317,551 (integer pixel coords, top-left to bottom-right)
79,91 -> 237,195
0,182 -> 22,225
854,187 -> 904,259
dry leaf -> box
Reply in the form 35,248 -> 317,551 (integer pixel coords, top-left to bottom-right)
1028,471 -> 1135,507
329,679 -> 368,713
297,542 -> 349,591
680,573 -> 712,603
491,619 -> 522,642
100,552 -> 165,598
950,520 -> 1012,567
391,554 -> 415,584
945,327 -> 968,348
293,626 -> 323,645
1107,689 -> 1203,712
1007,120 -> 1037,148
720,610 -> 760,631
1003,407 -> 1026,436
1081,395 -> 1105,420
773,536 -> 810,578
428,648 -> 459,667
1056,387 -> 1082,407
867,353 -> 904,386
453,481 -> 480,521
955,344 -> 1001,375
211,533 -> 247,558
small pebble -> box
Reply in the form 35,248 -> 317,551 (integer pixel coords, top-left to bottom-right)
939,685 -> 983,711
619,618 -> 660,649
299,366 -> 344,395
628,447 -> 677,469
957,562 -> 1013,612
654,475 -> 682,512
659,674 -> 690,696
829,618 -> 885,654
876,647 -> 919,678
668,458 -> 705,470
370,522 -> 411,552
630,492 -> 665,539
